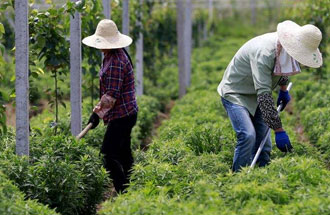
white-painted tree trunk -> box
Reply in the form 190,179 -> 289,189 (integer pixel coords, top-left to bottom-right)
176,0 -> 186,97
70,2 -> 82,136
184,0 -> 192,87
122,0 -> 129,51
250,0 -> 256,25
102,0 -> 111,19
15,0 -> 29,156
136,0 -> 143,96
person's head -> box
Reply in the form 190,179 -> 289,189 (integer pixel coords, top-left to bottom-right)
277,20 -> 323,69
82,19 -> 132,50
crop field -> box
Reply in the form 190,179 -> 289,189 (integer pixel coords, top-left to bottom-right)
0,0 -> 329,214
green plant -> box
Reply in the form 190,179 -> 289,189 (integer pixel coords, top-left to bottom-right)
285,0 -> 329,79
0,131 -> 109,215
0,171 -> 59,215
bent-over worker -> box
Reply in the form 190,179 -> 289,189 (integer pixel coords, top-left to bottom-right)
218,20 -> 323,172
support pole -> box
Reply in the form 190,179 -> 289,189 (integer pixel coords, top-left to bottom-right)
15,0 -> 29,156
136,0 -> 143,96
177,0 -> 192,97
184,0 -> 192,87
176,0 -> 186,97
250,0 -> 256,25
70,0 -> 82,136
208,0 -> 213,21
122,0 -> 129,51
102,0 -> 111,19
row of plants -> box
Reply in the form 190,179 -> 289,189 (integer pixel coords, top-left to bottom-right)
98,32 -> 330,214
0,93 -> 161,215
289,71 -> 330,165
284,0 -> 329,165
0,171 -> 58,215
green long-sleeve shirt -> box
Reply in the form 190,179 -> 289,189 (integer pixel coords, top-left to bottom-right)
218,32 -> 282,116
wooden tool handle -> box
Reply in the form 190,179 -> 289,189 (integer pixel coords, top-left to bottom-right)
76,123 -> 93,140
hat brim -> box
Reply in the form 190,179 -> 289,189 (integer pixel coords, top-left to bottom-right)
82,33 -> 132,49
277,21 -> 322,68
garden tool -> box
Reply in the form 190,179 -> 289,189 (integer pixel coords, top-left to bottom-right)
76,123 -> 93,140
76,97 -> 112,140
249,82 -> 293,171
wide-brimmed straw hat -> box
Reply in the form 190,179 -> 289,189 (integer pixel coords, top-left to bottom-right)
82,19 -> 132,49
277,20 -> 322,68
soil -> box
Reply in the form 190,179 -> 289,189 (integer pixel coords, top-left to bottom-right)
5,100 -> 49,127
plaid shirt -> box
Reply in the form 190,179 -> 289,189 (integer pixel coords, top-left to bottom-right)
100,49 -> 138,123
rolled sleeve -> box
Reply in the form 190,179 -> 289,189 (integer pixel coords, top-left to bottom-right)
104,61 -> 124,99
250,50 -> 273,96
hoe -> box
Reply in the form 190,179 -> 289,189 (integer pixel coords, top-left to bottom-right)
249,82 -> 293,172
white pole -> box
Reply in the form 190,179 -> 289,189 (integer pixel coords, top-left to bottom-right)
184,0 -> 192,87
122,0 -> 129,51
70,0 -> 82,136
176,0 -> 186,97
15,0 -> 29,156
102,0 -> 111,19
136,0 -> 143,96
208,0 -> 213,21
250,0 -> 256,25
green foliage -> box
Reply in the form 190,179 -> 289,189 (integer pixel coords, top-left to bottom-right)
131,95 -> 161,149
29,5 -> 71,129
0,171 -> 58,215
0,131 -> 109,215
285,0 -> 330,78
99,33 -> 330,214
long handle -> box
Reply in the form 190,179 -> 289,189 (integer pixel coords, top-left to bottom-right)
249,82 -> 293,171
76,123 -> 93,140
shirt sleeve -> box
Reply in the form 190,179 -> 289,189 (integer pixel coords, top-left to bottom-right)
278,76 -> 289,86
104,60 -> 124,99
257,92 -> 282,130
250,49 -> 273,96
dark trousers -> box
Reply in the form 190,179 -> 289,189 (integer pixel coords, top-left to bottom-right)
101,113 -> 137,193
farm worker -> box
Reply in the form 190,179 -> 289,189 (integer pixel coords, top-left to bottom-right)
218,20 -> 322,172
82,19 -> 138,193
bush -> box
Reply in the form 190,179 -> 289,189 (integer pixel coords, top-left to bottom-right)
0,132 -> 109,215
0,171 -> 58,215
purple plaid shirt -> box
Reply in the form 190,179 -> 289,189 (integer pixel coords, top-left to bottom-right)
100,49 -> 138,123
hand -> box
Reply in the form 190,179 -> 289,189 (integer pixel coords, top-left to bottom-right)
277,90 -> 291,111
275,131 -> 293,152
88,112 -> 100,129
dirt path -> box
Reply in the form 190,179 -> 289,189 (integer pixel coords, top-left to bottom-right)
5,99 -> 49,127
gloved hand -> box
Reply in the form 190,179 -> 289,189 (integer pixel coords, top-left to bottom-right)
277,90 -> 291,111
275,131 -> 293,152
88,112 -> 100,129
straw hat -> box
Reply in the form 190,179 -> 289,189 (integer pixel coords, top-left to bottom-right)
277,20 -> 322,68
82,19 -> 132,49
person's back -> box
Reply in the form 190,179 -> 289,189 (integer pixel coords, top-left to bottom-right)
218,32 -> 281,116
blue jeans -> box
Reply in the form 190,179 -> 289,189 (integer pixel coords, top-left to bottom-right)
221,97 -> 271,172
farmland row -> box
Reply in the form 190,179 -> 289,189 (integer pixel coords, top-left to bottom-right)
98,35 -> 330,214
